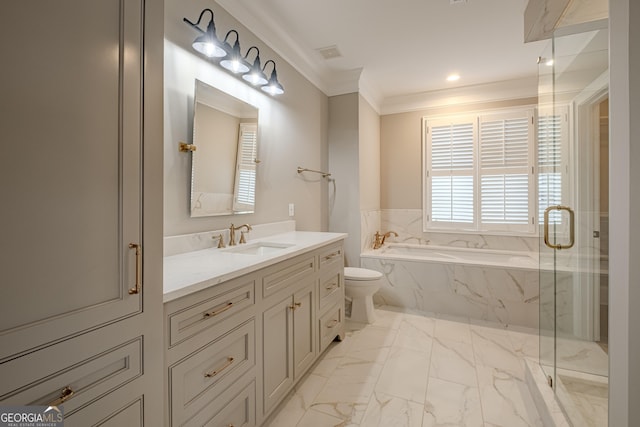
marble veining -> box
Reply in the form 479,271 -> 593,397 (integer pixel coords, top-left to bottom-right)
361,256 -> 539,329
265,306 -> 543,427
163,230 -> 346,302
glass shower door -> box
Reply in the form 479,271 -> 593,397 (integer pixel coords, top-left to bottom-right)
538,22 -> 609,426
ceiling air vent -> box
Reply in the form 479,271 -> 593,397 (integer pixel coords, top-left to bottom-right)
450,0 -> 467,4
316,45 -> 342,60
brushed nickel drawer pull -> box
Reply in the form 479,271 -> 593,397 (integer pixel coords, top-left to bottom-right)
128,243 -> 141,295
204,357 -> 234,378
203,302 -> 233,318
325,282 -> 338,291
324,251 -> 341,261
49,386 -> 74,406
326,319 -> 339,328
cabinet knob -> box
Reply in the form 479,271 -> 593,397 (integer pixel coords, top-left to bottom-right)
289,302 -> 302,310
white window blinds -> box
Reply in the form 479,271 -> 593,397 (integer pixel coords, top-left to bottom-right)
424,108 -> 536,233
479,112 -> 534,232
233,123 -> 257,212
427,118 -> 476,226
537,109 -> 567,225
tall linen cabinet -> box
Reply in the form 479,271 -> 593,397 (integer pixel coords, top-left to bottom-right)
0,0 -> 164,425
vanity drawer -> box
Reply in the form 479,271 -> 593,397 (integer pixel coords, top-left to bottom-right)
167,277 -> 255,348
318,243 -> 343,271
184,379 -> 255,427
262,255 -> 316,299
169,319 -> 255,426
319,305 -> 343,353
319,272 -> 343,312
0,336 -> 142,416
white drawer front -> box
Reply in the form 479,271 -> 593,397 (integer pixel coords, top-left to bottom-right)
262,255 -> 315,299
0,337 -> 142,417
319,272 -> 342,313
169,320 -> 255,425
185,379 -> 256,427
319,305 -> 343,353
318,243 -> 343,271
168,279 -> 255,348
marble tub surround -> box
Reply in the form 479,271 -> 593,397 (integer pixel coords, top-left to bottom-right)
163,220 -> 296,256
360,209 -> 381,252
265,306 -> 543,427
163,230 -> 346,302
361,253 -> 540,328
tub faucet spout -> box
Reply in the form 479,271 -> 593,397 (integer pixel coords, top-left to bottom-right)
381,231 -> 398,245
373,231 -> 398,249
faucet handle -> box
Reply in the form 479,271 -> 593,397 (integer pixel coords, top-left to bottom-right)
239,231 -> 247,244
373,231 -> 383,249
213,234 -> 226,248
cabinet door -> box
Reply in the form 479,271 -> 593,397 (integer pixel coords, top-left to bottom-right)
0,0 -> 144,360
293,283 -> 316,379
262,295 -> 294,414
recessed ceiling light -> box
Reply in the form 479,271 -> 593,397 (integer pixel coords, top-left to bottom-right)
447,74 -> 460,82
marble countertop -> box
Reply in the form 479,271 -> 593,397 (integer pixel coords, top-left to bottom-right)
163,231 -> 347,303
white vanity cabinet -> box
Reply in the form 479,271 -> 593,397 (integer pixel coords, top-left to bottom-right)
0,0 -> 163,424
164,237 -> 345,427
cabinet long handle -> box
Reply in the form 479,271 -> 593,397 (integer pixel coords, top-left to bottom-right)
204,357 -> 234,378
326,319 -> 339,329
324,251 -> 341,261
128,243 -> 141,295
325,282 -> 339,291
203,302 -> 233,318
49,386 -> 74,406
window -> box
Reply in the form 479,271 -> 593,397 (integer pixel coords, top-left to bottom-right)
423,108 -> 536,234
233,122 -> 258,212
537,106 -> 569,226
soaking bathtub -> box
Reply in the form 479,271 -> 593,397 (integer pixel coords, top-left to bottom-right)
361,243 -> 540,328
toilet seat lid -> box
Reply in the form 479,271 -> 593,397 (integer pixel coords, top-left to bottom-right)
344,267 -> 383,281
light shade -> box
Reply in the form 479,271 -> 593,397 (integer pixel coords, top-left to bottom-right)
261,61 -> 284,95
220,31 -> 250,74
183,10 -> 226,58
242,47 -> 269,86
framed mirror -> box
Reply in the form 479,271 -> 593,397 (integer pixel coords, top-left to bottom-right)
190,80 -> 259,217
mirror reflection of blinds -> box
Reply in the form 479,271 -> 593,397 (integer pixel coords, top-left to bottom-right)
479,116 -> 531,227
538,113 -> 563,224
429,122 -> 475,223
234,123 -> 257,209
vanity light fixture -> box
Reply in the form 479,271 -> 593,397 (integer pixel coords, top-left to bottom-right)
220,30 -> 250,74
242,47 -> 269,86
183,9 -> 226,58
183,9 -> 284,95
261,60 -> 285,95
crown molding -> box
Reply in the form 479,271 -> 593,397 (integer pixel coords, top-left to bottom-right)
380,77 -> 539,115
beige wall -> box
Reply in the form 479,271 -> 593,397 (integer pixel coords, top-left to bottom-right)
380,98 -> 538,209
358,96 -> 381,211
164,0 -> 328,236
328,93 -> 360,266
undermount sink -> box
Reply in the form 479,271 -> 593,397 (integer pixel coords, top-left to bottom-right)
223,241 -> 294,255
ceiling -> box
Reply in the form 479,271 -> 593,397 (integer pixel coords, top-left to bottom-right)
216,0 -> 547,111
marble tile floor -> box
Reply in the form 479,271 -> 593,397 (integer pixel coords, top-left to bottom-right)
265,306 -> 544,427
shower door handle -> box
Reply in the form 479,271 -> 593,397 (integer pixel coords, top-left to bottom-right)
543,205 -> 575,250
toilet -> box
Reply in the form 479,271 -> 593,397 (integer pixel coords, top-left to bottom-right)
344,267 -> 383,324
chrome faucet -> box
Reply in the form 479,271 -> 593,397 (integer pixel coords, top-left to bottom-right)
373,230 -> 398,249
229,223 -> 252,246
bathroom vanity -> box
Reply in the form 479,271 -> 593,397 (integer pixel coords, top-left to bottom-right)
163,231 -> 345,426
